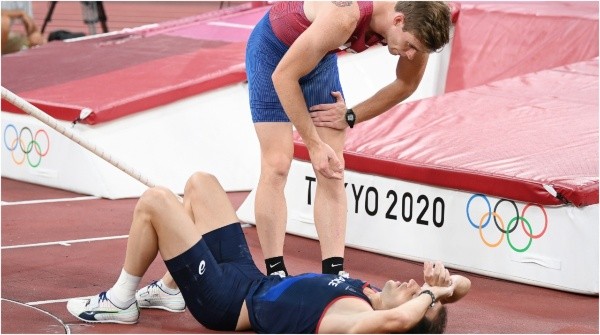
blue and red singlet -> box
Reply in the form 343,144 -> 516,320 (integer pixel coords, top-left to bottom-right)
269,1 -> 385,53
246,273 -> 373,333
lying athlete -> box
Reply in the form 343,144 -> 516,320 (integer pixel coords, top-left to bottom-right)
67,171 -> 470,333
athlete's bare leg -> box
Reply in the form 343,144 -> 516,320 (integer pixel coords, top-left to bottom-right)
253,122 -> 295,261
313,126 -> 347,261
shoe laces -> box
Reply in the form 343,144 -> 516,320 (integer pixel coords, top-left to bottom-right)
86,291 -> 108,308
98,291 -> 108,301
147,280 -> 160,289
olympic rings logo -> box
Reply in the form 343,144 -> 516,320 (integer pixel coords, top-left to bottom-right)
466,194 -> 548,253
3,124 -> 50,168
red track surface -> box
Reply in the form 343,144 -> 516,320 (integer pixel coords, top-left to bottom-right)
4,2 -> 597,333
29,2 -> 250,37
1,177 -> 598,334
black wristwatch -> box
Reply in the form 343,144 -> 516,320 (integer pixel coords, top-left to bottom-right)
419,290 -> 436,308
345,108 -> 356,128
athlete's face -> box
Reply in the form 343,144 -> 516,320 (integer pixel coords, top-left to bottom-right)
380,279 -> 421,308
385,13 -> 427,60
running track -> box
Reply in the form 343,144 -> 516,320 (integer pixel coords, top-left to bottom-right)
1,177 -> 598,333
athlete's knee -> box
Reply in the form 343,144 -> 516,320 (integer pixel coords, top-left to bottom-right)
261,154 -> 292,181
184,172 -> 221,199
315,170 -> 346,191
136,186 -> 173,217
186,171 -> 219,189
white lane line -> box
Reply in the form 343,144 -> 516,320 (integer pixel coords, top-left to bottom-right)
1,196 -> 101,206
7,226 -> 253,305
1,235 -> 129,250
2,224 -> 251,250
1,298 -> 71,333
207,21 -> 255,29
1,225 -> 251,250
27,296 -> 93,306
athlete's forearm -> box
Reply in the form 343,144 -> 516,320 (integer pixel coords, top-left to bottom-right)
439,275 -> 471,304
350,53 -> 428,125
380,293 -> 435,333
349,79 -> 415,124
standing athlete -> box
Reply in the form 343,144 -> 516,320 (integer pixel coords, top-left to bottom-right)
246,1 -> 452,276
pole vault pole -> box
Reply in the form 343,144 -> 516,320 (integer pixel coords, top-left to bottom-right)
1,86 -> 159,189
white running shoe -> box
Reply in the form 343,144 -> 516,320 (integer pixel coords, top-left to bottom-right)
67,291 -> 139,324
135,280 -> 186,312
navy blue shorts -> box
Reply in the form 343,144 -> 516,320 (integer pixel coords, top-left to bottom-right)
164,223 -> 264,331
245,12 -> 344,123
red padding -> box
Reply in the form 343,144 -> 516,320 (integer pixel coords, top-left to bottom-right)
295,59 -> 599,207
1,6 -> 269,124
446,2 -> 598,92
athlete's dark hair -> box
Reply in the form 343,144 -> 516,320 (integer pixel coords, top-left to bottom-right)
394,1 -> 452,52
406,305 -> 448,334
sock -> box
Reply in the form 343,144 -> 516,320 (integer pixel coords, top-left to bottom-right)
322,257 -> 344,275
157,279 -> 180,294
107,268 -> 141,308
265,256 -> 288,276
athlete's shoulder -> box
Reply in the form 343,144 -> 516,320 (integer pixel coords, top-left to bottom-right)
307,1 -> 360,24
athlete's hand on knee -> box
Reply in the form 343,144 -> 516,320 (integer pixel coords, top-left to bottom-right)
309,91 -> 347,130
309,143 -> 343,179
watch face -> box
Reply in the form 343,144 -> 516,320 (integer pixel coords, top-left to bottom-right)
346,110 -> 356,128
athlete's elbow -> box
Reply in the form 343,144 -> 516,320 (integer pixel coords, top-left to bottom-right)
391,79 -> 419,103
402,79 -> 420,96
271,69 -> 281,88
271,68 -> 289,94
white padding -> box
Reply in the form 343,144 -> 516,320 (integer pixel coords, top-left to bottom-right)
237,160 -> 600,295
2,83 -> 260,198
